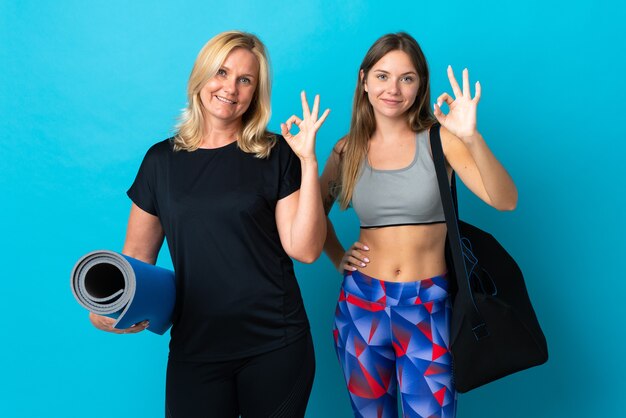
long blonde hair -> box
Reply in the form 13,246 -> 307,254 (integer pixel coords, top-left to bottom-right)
174,31 -> 275,157
338,33 -> 436,209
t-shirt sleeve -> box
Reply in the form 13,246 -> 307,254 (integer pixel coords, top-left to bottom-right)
126,144 -> 160,216
277,136 -> 302,200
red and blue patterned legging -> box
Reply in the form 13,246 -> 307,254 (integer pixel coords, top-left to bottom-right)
333,270 -> 457,418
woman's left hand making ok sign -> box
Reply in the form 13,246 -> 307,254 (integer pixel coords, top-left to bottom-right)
281,91 -> 331,161
433,66 -> 481,141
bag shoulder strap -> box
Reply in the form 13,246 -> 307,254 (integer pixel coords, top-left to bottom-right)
429,123 -> 489,340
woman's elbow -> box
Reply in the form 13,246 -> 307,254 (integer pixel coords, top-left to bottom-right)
496,194 -> 518,211
121,247 -> 158,265
295,253 -> 320,264
290,241 -> 325,264
497,203 -> 516,211
287,223 -> 326,263
291,251 -> 322,264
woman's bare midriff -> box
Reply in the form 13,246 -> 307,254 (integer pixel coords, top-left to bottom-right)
356,224 -> 448,282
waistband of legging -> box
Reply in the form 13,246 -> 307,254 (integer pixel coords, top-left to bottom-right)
341,269 -> 449,306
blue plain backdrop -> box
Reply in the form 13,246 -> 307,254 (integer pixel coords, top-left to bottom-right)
1,1 -> 625,417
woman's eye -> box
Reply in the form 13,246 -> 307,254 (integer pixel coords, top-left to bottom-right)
376,74 -> 387,80
239,77 -> 251,84
402,76 -> 414,83
217,69 -> 227,77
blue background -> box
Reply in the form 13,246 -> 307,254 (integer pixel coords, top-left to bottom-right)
1,1 -> 624,417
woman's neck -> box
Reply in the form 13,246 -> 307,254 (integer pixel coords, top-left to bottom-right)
200,118 -> 242,148
371,115 -> 413,143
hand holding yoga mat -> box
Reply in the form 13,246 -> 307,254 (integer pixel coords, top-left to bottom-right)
70,250 -> 176,335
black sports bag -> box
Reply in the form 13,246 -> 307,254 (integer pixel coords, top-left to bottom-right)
429,123 -> 548,393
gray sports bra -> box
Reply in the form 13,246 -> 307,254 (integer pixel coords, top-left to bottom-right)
352,129 -> 445,228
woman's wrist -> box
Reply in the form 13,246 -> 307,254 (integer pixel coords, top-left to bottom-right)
461,131 -> 483,148
299,155 -> 318,166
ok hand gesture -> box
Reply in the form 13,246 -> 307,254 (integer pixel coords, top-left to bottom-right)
433,66 -> 481,141
281,91 -> 330,161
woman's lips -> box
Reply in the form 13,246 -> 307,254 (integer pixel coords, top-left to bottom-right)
215,95 -> 236,104
381,98 -> 402,105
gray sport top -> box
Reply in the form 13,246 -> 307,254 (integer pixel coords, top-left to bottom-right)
352,129 -> 445,228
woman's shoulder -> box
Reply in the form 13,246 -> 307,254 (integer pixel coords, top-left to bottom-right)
145,137 -> 175,157
156,137 -> 176,151
134,138 -> 175,171
272,133 -> 286,147
270,133 -> 292,157
333,137 -> 348,154
320,136 -> 348,174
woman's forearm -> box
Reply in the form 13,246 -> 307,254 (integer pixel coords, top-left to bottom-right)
323,217 -> 345,271
463,133 -> 518,211
121,204 -> 164,264
288,158 -> 327,262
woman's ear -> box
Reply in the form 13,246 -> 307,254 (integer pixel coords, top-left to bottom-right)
360,69 -> 368,93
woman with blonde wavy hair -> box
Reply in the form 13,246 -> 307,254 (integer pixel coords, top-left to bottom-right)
321,32 -> 517,417
88,30 -> 329,417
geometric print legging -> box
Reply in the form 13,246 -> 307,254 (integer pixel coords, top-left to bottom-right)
333,270 -> 457,418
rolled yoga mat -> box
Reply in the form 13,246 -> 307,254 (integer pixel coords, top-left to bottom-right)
71,250 -> 176,335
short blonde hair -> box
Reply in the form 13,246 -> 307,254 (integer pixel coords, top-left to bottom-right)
174,31 -> 275,157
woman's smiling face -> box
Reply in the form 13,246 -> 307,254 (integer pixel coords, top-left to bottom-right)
199,47 -> 260,126
363,49 -> 420,121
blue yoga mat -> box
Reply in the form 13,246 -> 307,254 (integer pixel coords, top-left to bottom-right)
70,250 -> 176,335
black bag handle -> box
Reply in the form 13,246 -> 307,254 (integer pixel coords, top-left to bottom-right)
429,123 -> 489,340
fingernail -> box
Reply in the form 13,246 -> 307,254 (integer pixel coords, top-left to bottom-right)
438,100 -> 442,107
364,258 -> 369,262
352,267 -> 357,271
364,246 -> 369,250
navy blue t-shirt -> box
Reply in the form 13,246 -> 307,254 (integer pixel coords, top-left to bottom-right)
127,135 -> 309,361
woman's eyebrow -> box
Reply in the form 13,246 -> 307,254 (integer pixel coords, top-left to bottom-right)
372,69 -> 417,76
220,65 -> 256,78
